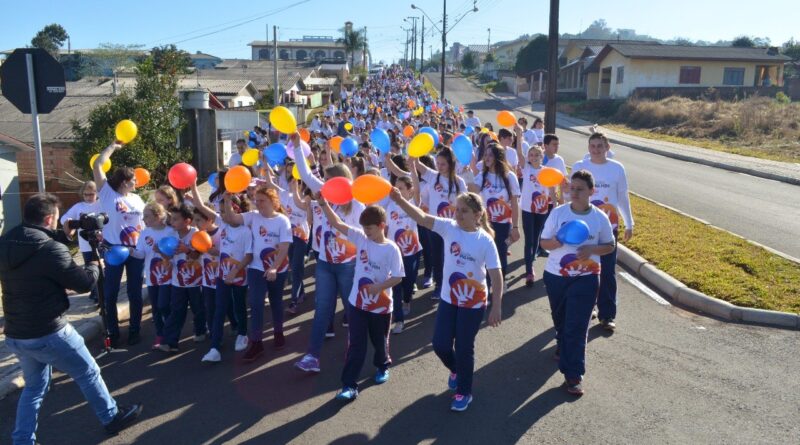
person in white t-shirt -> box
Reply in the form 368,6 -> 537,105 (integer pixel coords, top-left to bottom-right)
228,139 -> 246,167
60,180 -> 100,302
464,110 -> 481,128
318,202 -> 404,402
540,169 -> 615,396
523,117 -> 545,146
92,142 -> 146,347
496,128 -> 519,171
571,132 -> 633,331
389,189 -> 503,412
223,186 -> 292,362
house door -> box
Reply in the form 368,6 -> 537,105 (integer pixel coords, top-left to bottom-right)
600,67 -> 612,98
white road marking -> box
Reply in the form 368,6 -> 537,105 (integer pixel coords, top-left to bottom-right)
619,271 -> 672,306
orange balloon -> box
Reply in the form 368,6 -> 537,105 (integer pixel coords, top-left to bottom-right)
407,99 -> 416,108
537,167 -> 565,187
191,231 -> 213,253
330,136 -> 343,153
321,177 -> 353,205
403,125 -> 414,138
352,174 -> 392,204
376,107 -> 382,113
497,110 -> 516,127
225,165 -> 252,193
134,167 -> 150,187
298,128 -> 310,143
488,131 -> 499,142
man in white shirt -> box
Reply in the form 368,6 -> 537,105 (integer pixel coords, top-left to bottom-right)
571,132 -> 634,332
228,139 -> 246,167
464,110 -> 481,128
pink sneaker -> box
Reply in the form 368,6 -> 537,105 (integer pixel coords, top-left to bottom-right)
151,336 -> 163,350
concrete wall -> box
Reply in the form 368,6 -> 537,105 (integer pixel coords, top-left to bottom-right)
0,149 -> 21,234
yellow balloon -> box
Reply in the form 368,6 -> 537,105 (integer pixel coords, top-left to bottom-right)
344,122 -> 353,131
292,158 -> 309,180
269,106 -> 297,134
90,154 -> 111,173
115,119 -> 138,144
242,149 -> 260,167
480,127 -> 489,134
408,133 -> 435,158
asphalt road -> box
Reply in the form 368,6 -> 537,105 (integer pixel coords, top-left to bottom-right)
434,74 -> 800,260
2,241 -> 799,444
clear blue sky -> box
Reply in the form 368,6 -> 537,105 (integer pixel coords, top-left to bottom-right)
2,0 -> 796,64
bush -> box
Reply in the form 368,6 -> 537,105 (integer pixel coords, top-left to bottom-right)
776,92 -> 791,104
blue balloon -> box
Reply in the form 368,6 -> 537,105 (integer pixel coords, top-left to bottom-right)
264,143 -> 287,166
556,220 -> 591,245
158,236 -> 179,257
349,117 -> 357,125
208,172 -> 218,190
464,126 -> 475,136
370,129 -> 391,155
419,127 -> 440,146
340,137 -> 359,157
425,105 -> 431,112
452,135 -> 473,165
247,140 -> 256,148
105,246 -> 130,266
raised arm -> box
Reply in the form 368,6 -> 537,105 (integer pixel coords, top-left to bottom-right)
262,164 -> 284,192
291,181 -> 310,212
291,133 -> 323,193
189,180 -> 218,222
389,187 -> 435,230
93,142 -> 120,190
384,152 -> 409,178
221,193 -> 244,226
317,196 -> 352,235
413,157 -> 436,178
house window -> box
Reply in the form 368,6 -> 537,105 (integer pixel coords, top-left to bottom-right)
723,67 -> 745,86
279,49 -> 290,60
258,49 -> 270,60
679,66 -> 701,84
314,50 -> 326,60
296,50 -> 308,61
616,66 -> 624,84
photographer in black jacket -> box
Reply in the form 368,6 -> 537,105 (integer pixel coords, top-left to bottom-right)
0,193 -> 142,444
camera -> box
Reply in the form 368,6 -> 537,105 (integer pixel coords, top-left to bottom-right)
66,212 -> 109,232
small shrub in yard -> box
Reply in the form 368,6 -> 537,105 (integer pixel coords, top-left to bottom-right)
775,92 -> 791,104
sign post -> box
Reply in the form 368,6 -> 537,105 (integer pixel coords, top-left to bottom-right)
0,48 -> 67,192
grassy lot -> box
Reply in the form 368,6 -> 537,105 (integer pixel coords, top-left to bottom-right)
423,77 -> 439,100
622,195 -> 800,313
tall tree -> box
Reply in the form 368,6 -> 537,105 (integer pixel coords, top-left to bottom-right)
149,44 -> 192,75
514,35 -> 549,76
31,24 -> 69,56
461,52 -> 477,73
732,36 -> 755,48
71,52 -> 189,185
338,27 -> 367,68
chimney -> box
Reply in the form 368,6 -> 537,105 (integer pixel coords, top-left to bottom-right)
767,47 -> 779,56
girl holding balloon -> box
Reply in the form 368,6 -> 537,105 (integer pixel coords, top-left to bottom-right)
539,170 -> 615,396
93,142 -> 146,347
135,202 -> 176,349
291,135 -> 366,374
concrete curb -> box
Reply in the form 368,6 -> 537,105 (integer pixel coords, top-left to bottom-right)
617,244 -> 800,330
0,297 -> 145,400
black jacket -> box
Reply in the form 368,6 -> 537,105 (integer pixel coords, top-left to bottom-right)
0,223 -> 99,339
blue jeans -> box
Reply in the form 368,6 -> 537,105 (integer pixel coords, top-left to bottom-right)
392,253 -> 420,323
543,271 -> 599,380
307,260 -> 355,358
6,324 -> 118,445
431,301 -> 486,396
521,211 -> 549,275
146,284 -> 172,337
163,286 -> 206,347
418,225 -> 433,279
102,253 -> 144,337
289,236 -> 307,303
211,280 -> 248,349
429,231 -> 444,291
341,303 -> 392,389
81,251 -> 99,300
597,233 -> 618,320
246,268 -> 288,342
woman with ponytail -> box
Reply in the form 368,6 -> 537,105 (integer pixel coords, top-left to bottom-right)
389,189 -> 502,412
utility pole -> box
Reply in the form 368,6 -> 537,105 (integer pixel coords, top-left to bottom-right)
420,17 -> 425,71
273,25 -> 279,106
404,28 -> 410,69
487,28 -> 491,56
441,0 -> 446,98
544,0 -> 559,133
412,19 -> 417,70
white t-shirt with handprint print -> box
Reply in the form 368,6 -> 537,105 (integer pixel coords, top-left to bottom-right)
422,170 -> 467,219
474,171 -> 521,224
541,204 -> 614,277
201,225 -> 222,289
433,218 -> 501,309
217,221 -> 253,286
383,198 -> 422,257
242,211 -> 292,273
520,165 -> 551,215
136,226 -> 177,287
98,183 -> 145,247
172,227 -> 203,288
346,228 -> 404,314
280,190 -> 310,242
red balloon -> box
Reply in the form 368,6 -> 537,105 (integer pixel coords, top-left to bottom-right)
168,163 -> 197,189
321,176 -> 353,205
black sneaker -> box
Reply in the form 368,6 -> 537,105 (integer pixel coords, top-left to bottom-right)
273,332 -> 286,350
565,378 -> 584,396
242,340 -> 264,362
553,346 -> 560,362
109,335 -> 120,349
105,404 -> 143,435
127,332 -> 141,346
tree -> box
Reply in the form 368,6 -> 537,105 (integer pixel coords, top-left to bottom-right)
461,52 -> 477,72
732,36 -> 755,47
514,35 -> 549,76
782,38 -> 800,60
31,24 -> 69,56
337,27 -> 367,68
484,52 -> 495,63
149,44 -> 192,75
73,43 -> 146,79
71,52 -> 190,185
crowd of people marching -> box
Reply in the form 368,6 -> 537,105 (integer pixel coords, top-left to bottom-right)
69,65 -> 632,412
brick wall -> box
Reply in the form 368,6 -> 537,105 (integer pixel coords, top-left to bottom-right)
16,143 -> 84,212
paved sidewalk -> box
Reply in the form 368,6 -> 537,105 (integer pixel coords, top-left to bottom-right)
485,90 -> 800,186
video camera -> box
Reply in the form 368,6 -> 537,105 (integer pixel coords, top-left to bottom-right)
66,212 -> 109,233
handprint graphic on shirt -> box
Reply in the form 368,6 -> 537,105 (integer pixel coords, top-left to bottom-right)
260,247 -> 287,272
448,272 -> 486,308
354,277 -> 391,313
486,198 -> 512,223
394,229 -> 420,255
292,225 -> 308,242
220,254 -> 245,285
592,198 -> 619,228
324,231 -> 356,263
558,254 -> 600,277
203,257 -> 219,285
437,202 -> 456,219
120,226 -> 140,247
531,191 -> 549,214
176,259 -> 201,286
149,257 -> 172,285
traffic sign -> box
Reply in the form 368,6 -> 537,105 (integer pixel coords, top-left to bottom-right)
1,48 -> 66,114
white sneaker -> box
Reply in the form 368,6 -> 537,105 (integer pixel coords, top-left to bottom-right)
391,321 -> 405,334
235,335 -> 249,352
202,348 -> 221,363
